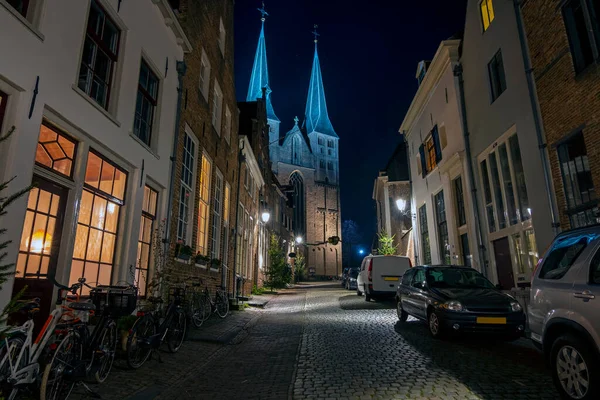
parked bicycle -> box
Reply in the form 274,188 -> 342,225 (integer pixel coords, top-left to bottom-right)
0,277 -> 83,400
40,280 -> 137,399
125,286 -> 187,369
184,278 -> 207,329
196,276 -> 229,321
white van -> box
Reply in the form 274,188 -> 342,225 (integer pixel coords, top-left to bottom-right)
356,255 -> 412,301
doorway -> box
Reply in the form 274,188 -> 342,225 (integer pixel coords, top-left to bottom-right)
11,176 -> 68,329
492,237 -> 515,290
460,233 -> 471,267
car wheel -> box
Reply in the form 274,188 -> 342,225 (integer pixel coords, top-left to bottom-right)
356,288 -> 362,296
428,310 -> 444,339
396,299 -> 408,322
550,334 -> 599,400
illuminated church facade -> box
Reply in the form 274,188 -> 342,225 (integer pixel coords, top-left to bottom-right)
246,12 -> 342,278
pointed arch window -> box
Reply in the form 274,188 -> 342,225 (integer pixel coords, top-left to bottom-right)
289,172 -> 305,237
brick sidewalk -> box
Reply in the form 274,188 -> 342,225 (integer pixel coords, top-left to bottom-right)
69,307 -> 266,399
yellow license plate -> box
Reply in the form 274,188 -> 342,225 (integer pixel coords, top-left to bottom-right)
383,277 -> 399,281
476,317 -> 507,324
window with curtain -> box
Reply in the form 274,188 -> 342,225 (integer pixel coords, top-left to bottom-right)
557,131 -> 599,228
197,154 -> 212,255
211,171 -> 223,260
70,151 -> 127,294
136,186 -> 157,297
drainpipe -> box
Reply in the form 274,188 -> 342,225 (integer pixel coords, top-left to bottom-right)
454,63 -> 489,277
165,61 -> 186,252
232,139 -> 245,299
401,133 -> 418,265
513,0 -> 560,237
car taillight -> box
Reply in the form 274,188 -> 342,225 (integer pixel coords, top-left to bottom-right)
137,311 -> 145,317
367,259 -> 373,282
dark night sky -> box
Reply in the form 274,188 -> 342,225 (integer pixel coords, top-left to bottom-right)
234,1 -> 468,248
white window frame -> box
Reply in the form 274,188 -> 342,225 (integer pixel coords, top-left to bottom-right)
211,169 -> 224,260
218,17 -> 226,56
212,80 -> 223,135
177,129 -> 199,244
199,49 -> 211,100
224,105 -> 231,144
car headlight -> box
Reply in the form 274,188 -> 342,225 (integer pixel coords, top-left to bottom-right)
350,278 -> 356,282
510,301 -> 522,312
440,300 -> 464,312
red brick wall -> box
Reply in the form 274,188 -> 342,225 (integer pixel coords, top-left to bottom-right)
166,0 -> 240,296
522,0 -> 600,229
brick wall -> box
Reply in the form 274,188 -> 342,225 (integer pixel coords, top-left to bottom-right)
167,0 -> 240,297
522,0 -> 600,229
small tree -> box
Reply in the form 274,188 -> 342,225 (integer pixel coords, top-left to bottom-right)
0,127 -> 34,332
294,253 -> 306,283
377,231 -> 397,256
264,234 -> 291,290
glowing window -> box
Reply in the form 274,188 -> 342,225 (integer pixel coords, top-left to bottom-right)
135,185 -> 157,297
70,151 -> 127,294
480,0 -> 495,31
197,154 -> 212,255
35,123 -> 77,178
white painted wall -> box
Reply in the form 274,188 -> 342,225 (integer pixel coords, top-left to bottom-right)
0,0 -> 187,308
461,0 -> 555,286
403,41 -> 480,271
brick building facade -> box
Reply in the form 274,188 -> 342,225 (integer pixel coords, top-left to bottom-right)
168,0 -> 241,296
522,0 -> 600,229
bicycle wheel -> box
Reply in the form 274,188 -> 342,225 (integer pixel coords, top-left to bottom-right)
215,291 -> 229,319
94,321 -> 117,383
0,334 -> 26,400
190,294 -> 204,328
199,293 -> 212,322
126,315 -> 155,369
40,331 -> 82,400
166,310 -> 186,353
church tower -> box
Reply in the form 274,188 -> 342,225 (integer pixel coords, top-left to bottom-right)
247,5 -> 280,168
245,13 -> 342,278
302,26 -> 342,278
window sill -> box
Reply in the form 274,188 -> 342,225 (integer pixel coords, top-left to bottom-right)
210,268 -> 219,272
129,132 -> 160,159
71,84 -> 121,127
0,1 -> 44,41
195,263 -> 208,270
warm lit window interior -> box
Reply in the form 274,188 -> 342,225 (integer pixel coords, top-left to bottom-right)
35,123 -> 77,177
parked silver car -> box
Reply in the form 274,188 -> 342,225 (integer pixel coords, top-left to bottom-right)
529,225 -> 600,400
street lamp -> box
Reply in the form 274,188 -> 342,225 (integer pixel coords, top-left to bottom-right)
296,236 -> 303,244
261,211 -> 270,223
358,249 -> 364,255
396,198 -> 407,211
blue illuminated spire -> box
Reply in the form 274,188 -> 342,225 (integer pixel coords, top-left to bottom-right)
304,25 -> 337,138
246,3 -> 279,122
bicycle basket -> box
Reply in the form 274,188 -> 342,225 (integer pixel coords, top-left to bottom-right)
90,285 -> 138,317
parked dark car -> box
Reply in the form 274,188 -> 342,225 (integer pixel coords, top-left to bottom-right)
345,269 -> 358,290
396,265 -> 526,340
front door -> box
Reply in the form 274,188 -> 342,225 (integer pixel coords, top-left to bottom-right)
493,237 -> 515,290
12,177 -> 68,329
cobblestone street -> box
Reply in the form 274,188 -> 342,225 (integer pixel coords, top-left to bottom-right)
72,283 -> 560,399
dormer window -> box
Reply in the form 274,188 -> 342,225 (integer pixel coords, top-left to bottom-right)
417,68 -> 426,85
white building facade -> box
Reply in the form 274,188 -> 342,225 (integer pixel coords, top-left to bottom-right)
0,0 -> 190,313
402,40 -> 481,272
461,0 -> 556,289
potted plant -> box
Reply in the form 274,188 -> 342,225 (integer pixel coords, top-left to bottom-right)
175,241 -> 193,262
210,258 -> 221,270
194,253 -> 210,267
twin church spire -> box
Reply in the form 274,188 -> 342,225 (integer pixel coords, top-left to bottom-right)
246,5 -> 336,137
